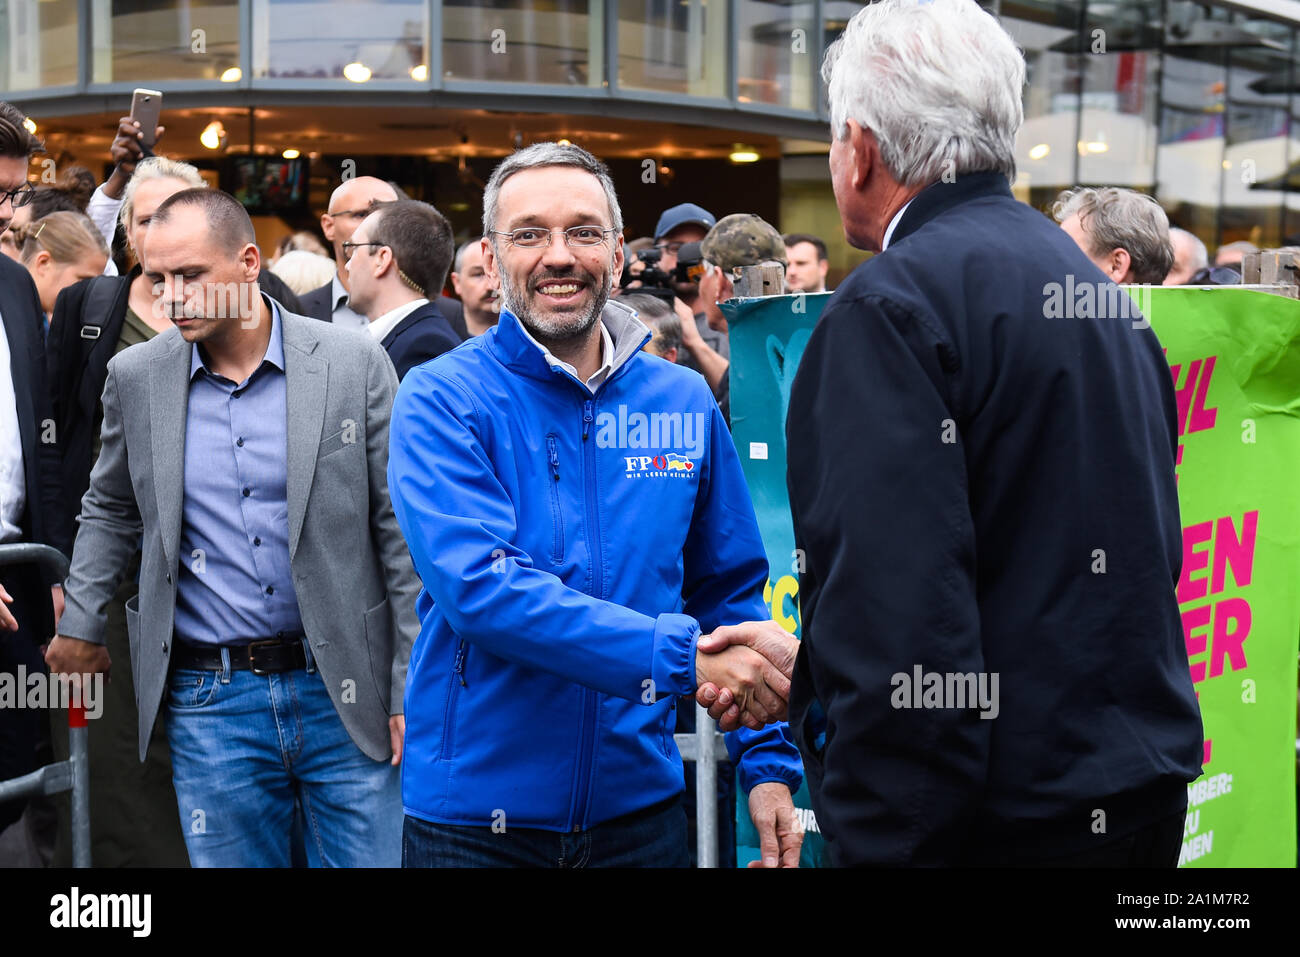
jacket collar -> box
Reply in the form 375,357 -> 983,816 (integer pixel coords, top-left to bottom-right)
488,298 -> 652,389
888,171 -> 1014,248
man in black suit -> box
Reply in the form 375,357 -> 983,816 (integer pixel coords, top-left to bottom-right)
777,0 -> 1202,866
0,102 -> 69,836
345,199 -> 460,381
299,176 -> 399,329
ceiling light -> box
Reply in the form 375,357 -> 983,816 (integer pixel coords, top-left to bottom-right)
282,148 -> 300,159
200,121 -> 226,150
221,67 -> 242,83
343,62 -> 372,83
410,64 -> 428,81
22,118 -> 36,135
729,146 -> 760,164
1028,143 -> 1050,160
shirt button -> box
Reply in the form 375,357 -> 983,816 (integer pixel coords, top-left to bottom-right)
253,536 -> 261,546
265,586 -> 274,596
236,437 -> 244,447
242,487 -> 251,497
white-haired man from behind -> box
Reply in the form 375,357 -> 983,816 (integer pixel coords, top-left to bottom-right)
1165,227 -> 1208,285
761,0 -> 1204,867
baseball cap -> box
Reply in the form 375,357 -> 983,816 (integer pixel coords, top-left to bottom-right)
701,214 -> 788,272
654,203 -> 716,240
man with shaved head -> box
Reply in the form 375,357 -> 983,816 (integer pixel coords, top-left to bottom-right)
299,175 -> 399,326
47,187 -> 421,866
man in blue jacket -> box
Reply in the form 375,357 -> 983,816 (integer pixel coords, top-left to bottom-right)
783,0 -> 1204,866
388,142 -> 804,868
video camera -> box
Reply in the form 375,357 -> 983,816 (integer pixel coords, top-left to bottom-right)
620,241 -> 705,304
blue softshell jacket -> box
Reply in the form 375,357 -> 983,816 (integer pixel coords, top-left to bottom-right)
389,299 -> 802,832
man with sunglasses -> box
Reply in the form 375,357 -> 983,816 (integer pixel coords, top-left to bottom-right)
388,143 -> 804,868
0,101 -> 69,844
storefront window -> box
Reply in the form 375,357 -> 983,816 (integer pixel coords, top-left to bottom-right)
2,0 -> 79,91
252,0 -> 427,81
618,0 -> 726,98
443,0 -> 602,87
92,0 -> 239,84
736,0 -> 816,110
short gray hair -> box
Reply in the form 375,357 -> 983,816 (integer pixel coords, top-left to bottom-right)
482,142 -> 623,240
1171,228 -> 1208,272
617,292 -> 681,356
822,0 -> 1025,186
1053,187 -> 1174,284
454,238 -> 481,273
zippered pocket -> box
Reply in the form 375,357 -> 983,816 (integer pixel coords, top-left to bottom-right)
546,434 -> 565,564
438,638 -> 468,761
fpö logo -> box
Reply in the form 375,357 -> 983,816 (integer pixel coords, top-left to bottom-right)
623,452 -> 696,477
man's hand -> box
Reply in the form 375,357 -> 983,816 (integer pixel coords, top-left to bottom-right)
45,635 -> 111,679
747,782 -> 803,867
694,630 -> 791,731
675,297 -> 703,347
697,621 -> 799,731
0,583 -> 18,631
50,586 -> 64,629
104,117 -> 166,199
389,714 -> 405,766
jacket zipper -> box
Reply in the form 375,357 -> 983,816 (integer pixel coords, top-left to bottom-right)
546,435 -> 563,563
439,637 -> 468,760
569,397 -> 601,831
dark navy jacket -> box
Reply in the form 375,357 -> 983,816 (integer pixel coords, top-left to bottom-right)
378,300 -> 461,381
786,172 -> 1204,866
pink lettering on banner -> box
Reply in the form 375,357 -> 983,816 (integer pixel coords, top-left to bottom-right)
1208,597 -> 1250,679
1169,356 -> 1219,437
1211,511 -> 1257,594
1182,604 -> 1212,683
1179,510 -> 1258,685
1178,520 -> 1213,603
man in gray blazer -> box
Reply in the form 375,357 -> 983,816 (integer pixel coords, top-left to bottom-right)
45,188 -> 419,867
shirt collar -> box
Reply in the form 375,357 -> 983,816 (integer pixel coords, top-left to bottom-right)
513,312 -> 615,392
331,273 -> 349,309
881,198 -> 915,251
190,295 -> 287,382
368,297 -> 428,341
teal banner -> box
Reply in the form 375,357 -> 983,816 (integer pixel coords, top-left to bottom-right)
723,292 -> 831,867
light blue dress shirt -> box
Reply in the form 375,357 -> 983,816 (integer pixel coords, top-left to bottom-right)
174,301 -> 304,646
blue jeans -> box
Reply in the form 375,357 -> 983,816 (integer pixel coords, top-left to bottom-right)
402,797 -> 689,868
164,644 -> 401,867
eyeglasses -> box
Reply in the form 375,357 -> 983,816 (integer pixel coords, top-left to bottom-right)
342,240 -> 387,259
0,181 -> 36,209
327,207 -> 373,221
655,240 -> 687,255
490,225 -> 616,249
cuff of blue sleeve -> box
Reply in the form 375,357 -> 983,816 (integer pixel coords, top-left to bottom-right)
651,613 -> 701,699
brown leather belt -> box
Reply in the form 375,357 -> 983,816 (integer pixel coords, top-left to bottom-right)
171,634 -> 307,675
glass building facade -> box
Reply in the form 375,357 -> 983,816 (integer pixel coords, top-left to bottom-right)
6,0 -> 1300,254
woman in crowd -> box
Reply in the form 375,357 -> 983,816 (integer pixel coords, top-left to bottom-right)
12,211 -> 108,331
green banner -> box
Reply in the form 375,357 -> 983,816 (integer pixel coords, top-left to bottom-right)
1140,287 -> 1300,868
724,292 -> 831,868
724,286 -> 1300,868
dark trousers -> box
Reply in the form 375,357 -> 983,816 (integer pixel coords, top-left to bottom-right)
0,567 -> 50,835
402,797 -> 689,868
969,805 -> 1187,868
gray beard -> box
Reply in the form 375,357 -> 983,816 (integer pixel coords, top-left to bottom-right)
501,267 -> 612,349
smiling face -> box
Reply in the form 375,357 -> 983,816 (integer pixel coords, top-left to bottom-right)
485,165 -> 624,345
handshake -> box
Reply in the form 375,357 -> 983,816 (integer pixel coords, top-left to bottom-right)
693,620 -> 799,732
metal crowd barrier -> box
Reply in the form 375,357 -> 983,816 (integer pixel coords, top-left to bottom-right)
674,704 -> 729,868
0,543 -> 88,867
